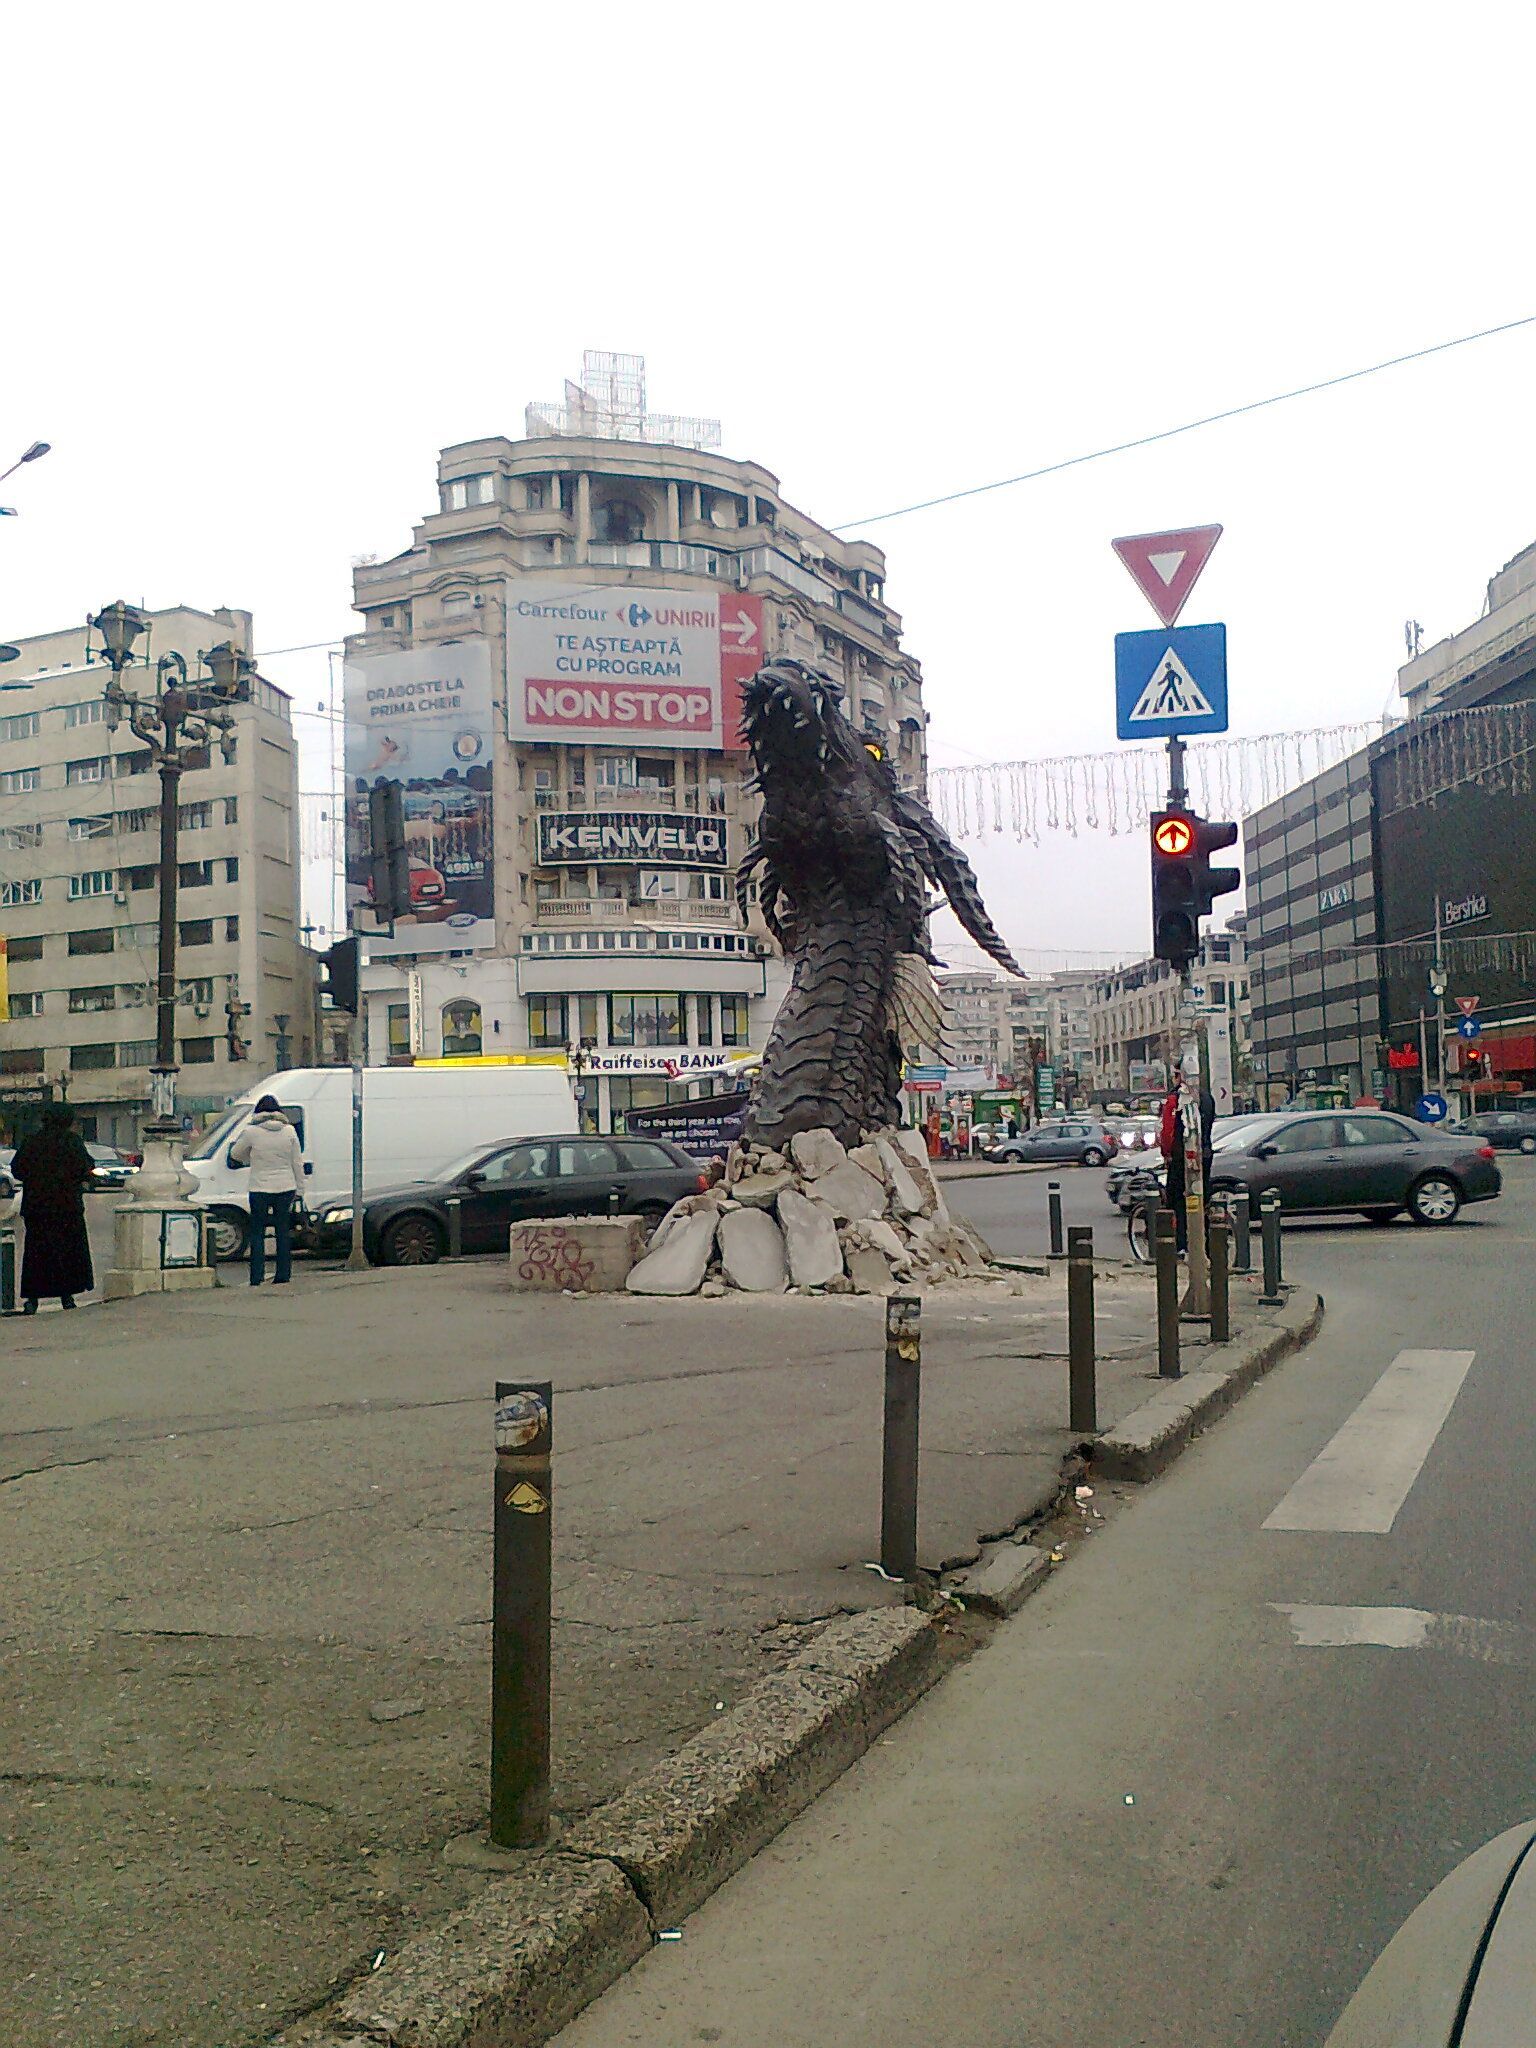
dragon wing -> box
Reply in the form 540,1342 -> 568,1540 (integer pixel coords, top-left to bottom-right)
895,788 -> 1025,978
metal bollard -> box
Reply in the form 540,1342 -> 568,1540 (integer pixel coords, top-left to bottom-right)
1258,1193 -> 1284,1307
1047,1181 -> 1065,1259
1066,1225 -> 1097,1433
881,1295 -> 922,1581
446,1196 -> 463,1261
491,1381 -> 552,1848
0,1225 -> 17,1315
1209,1215 -> 1231,1344
1155,1207 -> 1181,1379
1231,1186 -> 1252,1274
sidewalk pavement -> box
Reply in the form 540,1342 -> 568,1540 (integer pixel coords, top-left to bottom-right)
3,1254 -> 1265,2047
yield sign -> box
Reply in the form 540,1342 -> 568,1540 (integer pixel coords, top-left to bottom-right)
1456,995 -> 1480,1016
1112,523 -> 1223,628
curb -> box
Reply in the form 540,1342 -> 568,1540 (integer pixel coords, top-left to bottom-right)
285,1608 -> 944,2048
1091,1289 -> 1324,1482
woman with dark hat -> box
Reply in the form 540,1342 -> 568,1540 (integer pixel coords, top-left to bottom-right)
12,1103 -> 95,1312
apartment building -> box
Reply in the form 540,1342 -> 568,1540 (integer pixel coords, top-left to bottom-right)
343,353 -> 929,1135
0,606 -> 310,1147
937,971 -> 1007,1073
1086,927 -> 1250,1100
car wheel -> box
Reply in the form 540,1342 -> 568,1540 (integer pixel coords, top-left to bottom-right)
379,1213 -> 444,1266
1081,1147 -> 1107,1168
1521,1136 -> 1536,1155
1407,1175 -> 1461,1226
1360,1207 -> 1399,1224
206,1207 -> 249,1262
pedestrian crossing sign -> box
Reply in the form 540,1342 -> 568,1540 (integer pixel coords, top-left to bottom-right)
1114,623 -> 1228,739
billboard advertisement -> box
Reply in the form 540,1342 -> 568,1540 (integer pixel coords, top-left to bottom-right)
343,641 -> 495,957
505,580 -> 760,751
536,810 -> 727,868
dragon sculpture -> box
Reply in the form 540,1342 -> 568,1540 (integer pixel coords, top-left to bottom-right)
737,659 -> 1024,1150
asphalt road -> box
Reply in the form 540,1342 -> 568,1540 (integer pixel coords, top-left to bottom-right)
557,1160 -> 1536,2048
950,1158 -> 1133,1259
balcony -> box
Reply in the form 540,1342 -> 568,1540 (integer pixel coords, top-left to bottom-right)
533,897 -> 740,928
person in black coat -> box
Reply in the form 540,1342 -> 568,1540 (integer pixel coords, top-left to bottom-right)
13,1104 -> 95,1312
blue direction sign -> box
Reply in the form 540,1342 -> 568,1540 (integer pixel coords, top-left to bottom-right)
1115,623 -> 1229,740
1457,1015 -> 1483,1041
1416,1092 -> 1450,1123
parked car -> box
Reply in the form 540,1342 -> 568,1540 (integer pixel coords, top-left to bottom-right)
985,1119 -> 1117,1167
85,1143 -> 137,1190
1207,1108 -> 1501,1225
1459,1108 -> 1536,1155
311,1133 -> 711,1266
1113,1114 -> 1161,1155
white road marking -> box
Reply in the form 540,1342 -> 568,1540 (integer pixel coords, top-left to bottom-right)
1273,1604 -> 1527,1665
1262,1348 -> 1476,1533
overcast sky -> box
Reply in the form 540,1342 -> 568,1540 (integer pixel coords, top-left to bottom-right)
8,3 -> 1535,969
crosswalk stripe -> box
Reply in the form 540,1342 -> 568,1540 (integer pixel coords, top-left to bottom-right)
1262,1348 -> 1476,1533
1272,1604 -> 1527,1664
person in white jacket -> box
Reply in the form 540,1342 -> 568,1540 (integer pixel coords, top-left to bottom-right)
229,1095 -> 307,1286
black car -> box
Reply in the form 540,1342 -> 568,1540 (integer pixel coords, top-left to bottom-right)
1208,1108 -> 1501,1225
1459,1108 -> 1536,1155
311,1133 -> 710,1266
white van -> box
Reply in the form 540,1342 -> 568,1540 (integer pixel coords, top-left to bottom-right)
184,1064 -> 578,1258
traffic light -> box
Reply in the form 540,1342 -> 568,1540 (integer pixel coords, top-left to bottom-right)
1463,1047 -> 1486,1083
1150,810 -> 1200,969
368,781 -> 410,924
322,937 -> 359,1015
1193,816 -> 1241,919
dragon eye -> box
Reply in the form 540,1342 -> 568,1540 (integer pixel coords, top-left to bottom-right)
864,741 -> 884,760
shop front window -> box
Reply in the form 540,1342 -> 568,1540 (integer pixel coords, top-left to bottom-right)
441,999 -> 483,1056
527,994 -> 566,1048
387,1004 -> 411,1062
720,994 -> 749,1047
608,993 -> 685,1048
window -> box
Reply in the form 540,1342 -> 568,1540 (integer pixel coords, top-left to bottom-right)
695,996 -> 714,1045
696,873 -> 728,901
615,1139 -> 681,1171
68,869 -> 116,900
0,709 -> 39,742
63,699 -> 110,728
527,994 -> 566,1048
223,797 -> 239,825
7,990 -> 42,1019
558,1139 -> 623,1177
596,869 -> 626,901
1,765 -> 40,793
6,934 -> 43,962
639,871 -> 684,901
179,801 -> 213,830
181,1037 -> 216,1064
1341,1116 -> 1413,1147
534,876 -> 560,903
706,775 -> 725,814
119,1040 -> 156,1066
386,1003 -> 411,1061
179,920 -> 213,946
596,754 -> 635,790
116,806 -> 154,833
68,815 -> 112,841
180,977 -> 214,1005
525,479 -> 547,511
71,1043 -> 117,1071
224,857 -> 239,883
68,986 -> 117,1013
441,998 -> 482,1055
69,927 -> 114,956
0,877 -> 42,906
447,473 -> 496,510
123,751 -> 155,775
1267,1119 -> 1339,1154
224,916 -> 240,941
0,1047 -> 45,1076
573,994 -> 599,1043
635,756 -> 671,791
123,864 -> 157,890
118,983 -> 150,1008
593,498 -> 646,545
720,994 -> 749,1047
0,821 -> 43,854
66,755 -> 112,785
608,993 -> 685,1048
179,860 -> 213,888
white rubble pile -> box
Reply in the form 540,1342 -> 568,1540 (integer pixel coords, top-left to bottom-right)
626,1124 -> 1000,1297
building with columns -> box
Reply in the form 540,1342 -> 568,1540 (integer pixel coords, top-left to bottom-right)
344,356 -> 929,1134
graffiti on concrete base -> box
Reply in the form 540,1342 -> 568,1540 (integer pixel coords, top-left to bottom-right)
512,1223 -> 597,1290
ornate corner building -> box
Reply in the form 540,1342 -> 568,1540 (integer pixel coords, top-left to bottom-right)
344,354 -> 928,1135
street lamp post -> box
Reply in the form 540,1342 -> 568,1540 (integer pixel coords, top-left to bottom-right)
89,603 -> 250,1293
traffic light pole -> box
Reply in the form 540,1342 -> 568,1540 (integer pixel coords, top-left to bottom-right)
1166,735 -> 1210,1319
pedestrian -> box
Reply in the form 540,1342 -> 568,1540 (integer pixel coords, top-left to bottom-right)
1159,1077 -> 1215,1254
229,1096 -> 307,1286
13,1103 -> 95,1313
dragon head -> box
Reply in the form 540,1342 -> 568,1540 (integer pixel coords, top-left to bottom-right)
739,659 -> 872,782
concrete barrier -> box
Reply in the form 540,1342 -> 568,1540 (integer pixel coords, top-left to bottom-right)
508,1215 -> 644,1293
